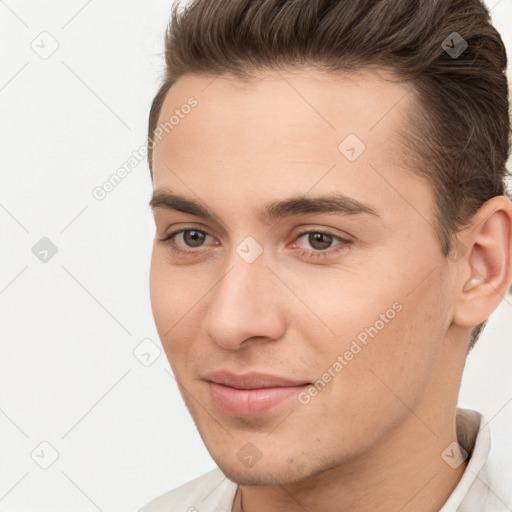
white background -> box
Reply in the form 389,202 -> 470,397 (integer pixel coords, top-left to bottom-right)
1,1 -> 511,510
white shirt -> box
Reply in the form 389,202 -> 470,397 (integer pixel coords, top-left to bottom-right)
138,408 -> 510,511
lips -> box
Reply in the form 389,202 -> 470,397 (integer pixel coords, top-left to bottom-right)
203,371 -> 311,417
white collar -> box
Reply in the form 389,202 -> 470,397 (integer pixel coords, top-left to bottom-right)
439,408 -> 490,510
440,408 -> 509,511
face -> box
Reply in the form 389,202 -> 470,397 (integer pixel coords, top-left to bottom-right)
149,67 -> 457,485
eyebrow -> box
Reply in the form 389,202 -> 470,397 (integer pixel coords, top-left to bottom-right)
149,189 -> 380,222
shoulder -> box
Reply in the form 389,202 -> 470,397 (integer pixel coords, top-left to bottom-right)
137,467 -> 238,512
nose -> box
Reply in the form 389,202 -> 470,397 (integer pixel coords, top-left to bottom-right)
202,252 -> 286,350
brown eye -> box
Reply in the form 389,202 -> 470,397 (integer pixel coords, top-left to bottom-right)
293,229 -> 352,260
306,232 -> 334,250
182,230 -> 207,247
159,228 -> 214,254
296,231 -> 339,251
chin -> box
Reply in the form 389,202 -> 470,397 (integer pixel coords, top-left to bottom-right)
211,451 -> 326,487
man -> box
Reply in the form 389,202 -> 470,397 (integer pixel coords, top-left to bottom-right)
140,0 -> 512,510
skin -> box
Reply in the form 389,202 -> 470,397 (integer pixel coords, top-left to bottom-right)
149,67 -> 512,512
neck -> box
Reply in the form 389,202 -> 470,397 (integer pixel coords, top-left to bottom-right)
234,340 -> 470,512
235,411 -> 467,512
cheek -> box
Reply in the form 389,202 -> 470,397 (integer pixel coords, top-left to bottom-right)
149,250 -> 190,350
149,251 -> 172,333
297,308 -> 435,452
284,266 -> 400,352
149,249 -> 212,368
324,282 -> 447,418
298,262 -> 446,402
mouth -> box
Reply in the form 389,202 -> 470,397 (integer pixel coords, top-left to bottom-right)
203,371 -> 312,417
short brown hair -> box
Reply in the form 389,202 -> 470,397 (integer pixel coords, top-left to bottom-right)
147,0 -> 511,349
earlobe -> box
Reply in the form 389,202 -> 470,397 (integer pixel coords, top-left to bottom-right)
452,195 -> 512,329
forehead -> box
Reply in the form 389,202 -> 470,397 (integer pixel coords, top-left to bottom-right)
151,67 -> 432,227
153,66 -> 415,171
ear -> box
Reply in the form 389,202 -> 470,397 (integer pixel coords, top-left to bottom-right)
452,195 -> 512,329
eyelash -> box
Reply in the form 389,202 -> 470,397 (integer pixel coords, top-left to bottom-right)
159,228 -> 352,259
